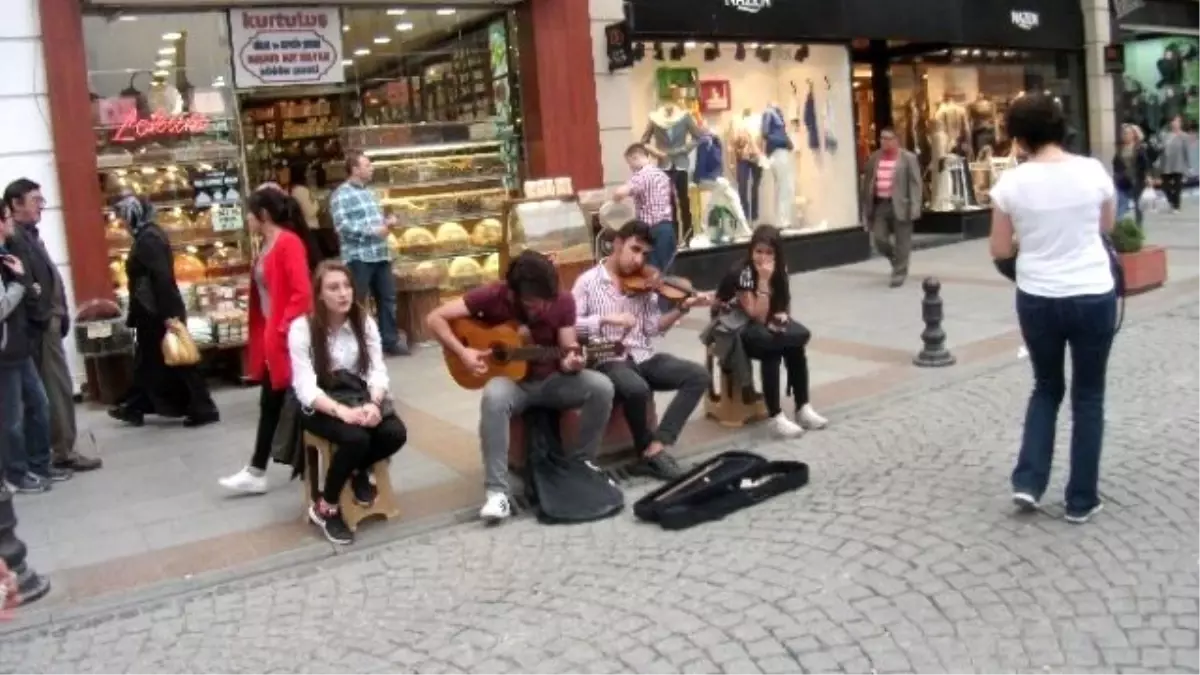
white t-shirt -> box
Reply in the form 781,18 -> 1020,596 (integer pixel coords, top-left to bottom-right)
989,154 -> 1115,298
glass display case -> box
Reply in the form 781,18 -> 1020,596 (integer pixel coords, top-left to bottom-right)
503,194 -> 595,290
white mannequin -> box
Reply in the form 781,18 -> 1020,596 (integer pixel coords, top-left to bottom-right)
930,119 -> 954,211
727,108 -> 765,227
763,100 -> 797,228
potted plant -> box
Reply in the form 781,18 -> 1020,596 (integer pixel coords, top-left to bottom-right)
1111,215 -> 1167,294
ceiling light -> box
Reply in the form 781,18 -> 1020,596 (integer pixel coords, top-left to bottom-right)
374,36 -> 391,44
735,43 -> 746,61
162,32 -> 181,41
117,15 -> 137,21
703,43 -> 719,61
153,69 -> 169,77
342,25 -> 349,32
653,42 -> 664,61
632,42 -> 646,62
395,22 -> 414,31
436,8 -> 456,15
386,8 -> 407,15
211,78 -> 224,87
755,46 -> 771,63
669,42 -> 685,60
353,48 -> 370,56
158,47 -> 175,55
154,59 -> 172,67
342,59 -> 354,66
747,42 -> 759,49
684,41 -> 696,49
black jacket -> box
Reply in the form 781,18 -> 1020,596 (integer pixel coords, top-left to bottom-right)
1113,145 -> 1152,195
0,257 -> 31,365
125,225 -> 186,327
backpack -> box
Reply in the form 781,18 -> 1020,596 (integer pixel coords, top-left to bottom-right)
634,450 -> 809,530
522,408 -> 624,524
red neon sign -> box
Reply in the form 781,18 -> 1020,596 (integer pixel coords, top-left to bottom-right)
112,111 -> 211,142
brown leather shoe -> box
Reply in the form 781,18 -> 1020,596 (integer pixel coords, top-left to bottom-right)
53,452 -> 103,471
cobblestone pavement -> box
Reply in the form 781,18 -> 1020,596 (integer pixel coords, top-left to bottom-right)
1,299 -> 1197,674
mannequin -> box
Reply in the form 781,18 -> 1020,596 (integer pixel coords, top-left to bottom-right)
933,93 -> 970,157
693,131 -> 752,244
968,95 -> 998,159
640,85 -> 703,233
761,100 -> 797,228
929,119 -> 954,211
729,108 -> 763,223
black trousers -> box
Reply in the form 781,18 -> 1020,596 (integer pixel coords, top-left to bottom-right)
250,381 -> 288,471
301,411 -> 407,503
595,354 -> 709,452
741,325 -> 811,417
1161,173 -> 1183,210
667,168 -> 692,233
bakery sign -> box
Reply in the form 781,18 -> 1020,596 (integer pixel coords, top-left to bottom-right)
228,8 -> 344,88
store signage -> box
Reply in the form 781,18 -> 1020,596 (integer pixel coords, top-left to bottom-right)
1010,10 -> 1040,30
112,111 -> 211,142
228,7 -> 344,88
1104,43 -> 1125,74
724,0 -> 771,13
605,21 -> 634,72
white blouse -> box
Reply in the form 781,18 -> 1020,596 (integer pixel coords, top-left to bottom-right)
287,315 -> 389,408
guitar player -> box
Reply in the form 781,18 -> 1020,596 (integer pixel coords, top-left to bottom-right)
573,220 -> 713,482
425,249 -> 615,523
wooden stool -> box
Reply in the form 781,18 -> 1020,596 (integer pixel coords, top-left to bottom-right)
703,346 -> 768,427
301,432 -> 400,532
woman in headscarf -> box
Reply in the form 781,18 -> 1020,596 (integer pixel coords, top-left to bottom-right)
108,194 -> 220,428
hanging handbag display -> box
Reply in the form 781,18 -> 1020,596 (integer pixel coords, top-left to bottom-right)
634,450 -> 809,530
161,318 -> 201,367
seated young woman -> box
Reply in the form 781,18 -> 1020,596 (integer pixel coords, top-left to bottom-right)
288,260 -> 407,545
715,224 -> 828,437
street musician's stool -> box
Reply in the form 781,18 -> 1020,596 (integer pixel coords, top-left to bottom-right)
703,345 -> 768,428
302,432 -> 400,532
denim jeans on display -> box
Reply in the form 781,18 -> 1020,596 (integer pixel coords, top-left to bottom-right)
0,358 -> 52,483
1011,289 -> 1117,515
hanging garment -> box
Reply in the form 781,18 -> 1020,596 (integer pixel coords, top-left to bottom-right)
761,106 -> 793,155
803,91 -> 820,151
769,148 -> 796,227
823,94 -> 838,153
736,160 -> 763,222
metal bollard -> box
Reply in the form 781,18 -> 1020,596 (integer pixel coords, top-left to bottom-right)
912,277 -> 956,368
0,489 -> 51,606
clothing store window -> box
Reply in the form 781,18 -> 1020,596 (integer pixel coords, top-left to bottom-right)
888,50 -> 1087,212
627,43 -> 858,251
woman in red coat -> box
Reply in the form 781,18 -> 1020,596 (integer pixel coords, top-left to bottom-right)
219,187 -> 314,494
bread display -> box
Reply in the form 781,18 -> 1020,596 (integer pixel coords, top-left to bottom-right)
470,217 -> 503,248
398,227 -> 436,256
174,253 -> 206,283
435,221 -> 470,254
482,253 -> 500,282
109,259 -> 127,288
446,255 -> 483,291
386,232 -> 401,258
158,208 -> 190,232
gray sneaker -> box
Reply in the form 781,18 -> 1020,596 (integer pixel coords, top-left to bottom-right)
5,473 -> 51,494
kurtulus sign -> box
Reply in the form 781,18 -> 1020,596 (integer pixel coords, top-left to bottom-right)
228,7 -> 344,88
625,0 -> 1084,50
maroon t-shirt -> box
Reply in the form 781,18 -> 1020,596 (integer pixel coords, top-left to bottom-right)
462,282 -> 576,380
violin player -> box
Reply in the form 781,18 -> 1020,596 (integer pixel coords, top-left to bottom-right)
572,220 -> 713,481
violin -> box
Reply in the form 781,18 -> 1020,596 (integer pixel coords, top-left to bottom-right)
618,266 -> 709,304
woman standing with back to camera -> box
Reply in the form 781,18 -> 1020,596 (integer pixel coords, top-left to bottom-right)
988,94 -> 1117,524
219,187 -> 314,495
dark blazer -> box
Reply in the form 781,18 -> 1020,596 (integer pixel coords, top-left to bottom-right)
1112,145 -> 1151,195
4,228 -> 49,330
861,149 -> 923,223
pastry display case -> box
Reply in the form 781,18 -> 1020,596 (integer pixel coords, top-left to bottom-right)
502,194 -> 595,291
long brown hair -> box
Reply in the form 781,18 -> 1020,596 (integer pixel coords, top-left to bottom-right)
308,260 -> 370,384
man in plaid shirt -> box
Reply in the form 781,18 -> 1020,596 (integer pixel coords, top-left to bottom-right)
614,143 -> 676,274
331,151 -> 406,355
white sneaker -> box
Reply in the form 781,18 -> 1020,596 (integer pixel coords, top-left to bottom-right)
479,491 -> 511,523
218,467 -> 268,495
797,404 -> 828,430
771,413 -> 804,438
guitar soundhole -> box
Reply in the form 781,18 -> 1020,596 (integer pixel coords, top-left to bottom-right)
489,343 -> 510,364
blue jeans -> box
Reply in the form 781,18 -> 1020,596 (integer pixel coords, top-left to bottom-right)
347,260 -> 400,350
1116,190 -> 1144,225
648,221 -> 677,312
1012,289 -> 1116,515
0,358 -> 52,483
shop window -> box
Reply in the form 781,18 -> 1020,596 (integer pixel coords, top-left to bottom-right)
625,43 -> 858,251
1120,36 -> 1199,144
885,49 -> 1087,212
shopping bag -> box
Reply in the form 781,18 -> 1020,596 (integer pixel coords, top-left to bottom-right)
1138,186 -> 1158,214
162,318 -> 201,367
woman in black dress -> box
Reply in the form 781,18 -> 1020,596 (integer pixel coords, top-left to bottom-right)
108,195 -> 219,427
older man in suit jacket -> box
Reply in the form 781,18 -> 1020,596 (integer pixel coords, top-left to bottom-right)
861,127 -> 922,287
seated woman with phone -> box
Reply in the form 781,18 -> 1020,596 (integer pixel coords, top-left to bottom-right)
715,225 -> 828,437
288,260 -> 407,545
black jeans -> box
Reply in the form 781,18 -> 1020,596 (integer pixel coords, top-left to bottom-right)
667,168 -> 692,234
301,411 -> 407,503
1012,290 -> 1116,515
1161,173 -> 1183,211
250,381 -> 288,471
741,324 -> 812,417
595,354 -> 710,453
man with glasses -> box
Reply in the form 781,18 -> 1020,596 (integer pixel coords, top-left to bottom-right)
3,179 -> 102,475
860,128 -> 922,288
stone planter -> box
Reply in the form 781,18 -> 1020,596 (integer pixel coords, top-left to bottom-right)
1119,245 -> 1168,295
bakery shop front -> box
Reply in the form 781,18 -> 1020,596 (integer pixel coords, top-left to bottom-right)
52,0 -> 598,389
610,0 -> 1088,285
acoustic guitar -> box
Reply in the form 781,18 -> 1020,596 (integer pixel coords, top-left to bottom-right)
444,318 -> 625,390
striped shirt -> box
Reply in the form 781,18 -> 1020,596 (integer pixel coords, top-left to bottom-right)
627,165 -> 674,225
875,156 -> 898,199
572,262 -> 663,364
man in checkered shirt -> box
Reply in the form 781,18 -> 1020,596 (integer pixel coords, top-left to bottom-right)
330,151 -> 407,355
614,143 -> 676,274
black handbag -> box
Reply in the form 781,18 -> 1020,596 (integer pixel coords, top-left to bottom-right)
523,407 -> 624,525
634,451 -> 809,530
994,234 -> 1126,332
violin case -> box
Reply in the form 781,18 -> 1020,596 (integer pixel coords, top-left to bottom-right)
634,451 -> 809,530
522,408 -> 624,524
